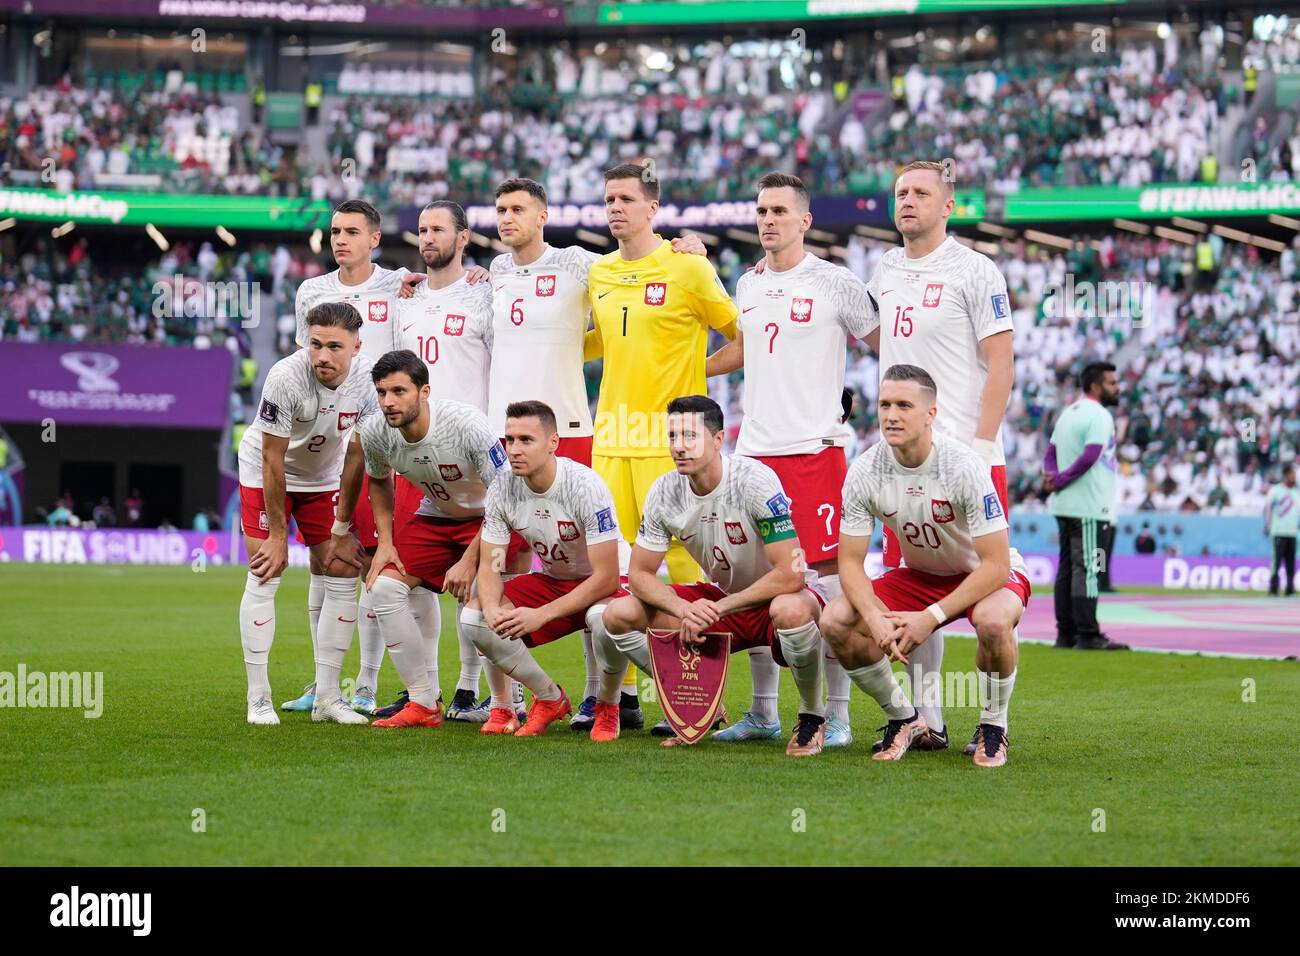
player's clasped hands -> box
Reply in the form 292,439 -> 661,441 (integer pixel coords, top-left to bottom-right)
249,535 -> 289,584
881,610 -> 938,664
678,597 -> 722,645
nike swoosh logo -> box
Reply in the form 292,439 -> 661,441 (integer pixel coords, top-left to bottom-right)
253,618 -> 272,627
402,324 -> 413,332
679,533 -> 697,541
597,291 -> 611,299
337,616 -> 356,624
820,543 -> 837,552
366,613 -> 377,620
882,510 -> 898,517
741,306 -> 757,314
880,289 -> 895,298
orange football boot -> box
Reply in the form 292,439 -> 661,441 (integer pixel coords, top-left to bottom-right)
372,699 -> 443,729
588,701 -> 621,742
514,686 -> 572,737
480,707 -> 521,735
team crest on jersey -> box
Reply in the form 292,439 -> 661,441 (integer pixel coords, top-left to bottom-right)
596,507 -> 616,534
923,283 -> 944,308
337,411 -> 358,431
931,499 -> 955,524
984,493 -> 1004,521
438,464 -> 462,482
535,275 -> 556,297
557,520 -> 580,542
488,444 -> 507,469
725,522 -> 748,545
367,301 -> 389,323
258,399 -> 280,425
790,297 -> 813,323
644,282 -> 667,306
991,293 -> 1009,319
444,315 -> 465,336
258,511 -> 269,531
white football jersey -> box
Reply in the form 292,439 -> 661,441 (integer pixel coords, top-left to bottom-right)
734,253 -> 874,457
395,275 -> 493,413
488,244 -> 599,438
295,265 -> 408,364
239,349 -> 378,492
865,237 -> 1013,464
637,455 -> 798,594
481,456 -> 620,581
841,433 -> 1008,576
359,398 -> 508,521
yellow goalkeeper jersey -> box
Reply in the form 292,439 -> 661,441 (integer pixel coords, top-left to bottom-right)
587,239 -> 737,457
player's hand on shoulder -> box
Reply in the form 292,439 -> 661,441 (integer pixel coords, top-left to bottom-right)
751,256 -> 768,274
465,264 -> 490,284
398,273 -> 426,299
669,232 -> 708,257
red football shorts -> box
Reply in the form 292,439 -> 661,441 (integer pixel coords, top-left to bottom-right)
351,473 -> 424,549
556,435 -> 593,467
756,446 -> 847,562
883,463 -> 1009,568
240,484 -> 336,547
868,564 -> 1031,625
668,582 -> 825,666
500,572 -> 611,648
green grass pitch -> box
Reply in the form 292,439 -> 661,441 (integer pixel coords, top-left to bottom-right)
1,564 -> 1296,866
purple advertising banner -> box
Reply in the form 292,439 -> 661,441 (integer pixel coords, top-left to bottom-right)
0,534 -> 1279,593
0,342 -> 234,429
0,0 -> 564,29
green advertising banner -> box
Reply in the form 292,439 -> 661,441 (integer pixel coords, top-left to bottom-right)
1002,182 -> 1300,222
596,0 -> 1124,27
0,188 -> 332,232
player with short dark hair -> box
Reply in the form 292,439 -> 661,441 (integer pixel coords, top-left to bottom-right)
237,302 -> 378,725
460,401 -> 623,737
591,396 -> 830,754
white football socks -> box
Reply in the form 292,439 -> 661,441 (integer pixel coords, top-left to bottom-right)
307,572 -> 325,661
240,571 -> 280,701
355,582 -> 384,695
459,607 -> 560,702
824,643 -> 852,723
588,611 -> 629,705
846,658 -> 913,721
747,645 -> 780,724
776,621 -> 825,718
907,630 -> 945,732
456,614 -> 484,694
581,627 -> 601,700
409,587 -> 442,702
368,576 -> 437,709
978,667 -> 1016,730
314,575 -> 360,706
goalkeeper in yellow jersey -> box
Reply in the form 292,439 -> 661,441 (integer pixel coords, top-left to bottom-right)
587,161 -> 739,734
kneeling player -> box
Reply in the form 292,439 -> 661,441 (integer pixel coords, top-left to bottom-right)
459,401 -> 622,737
591,396 -> 830,755
820,365 -> 1028,767
348,350 -> 515,728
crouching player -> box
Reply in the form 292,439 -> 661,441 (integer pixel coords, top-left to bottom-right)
460,400 -> 623,736
820,365 -> 1028,766
590,396 -> 834,755
345,349 -> 515,728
